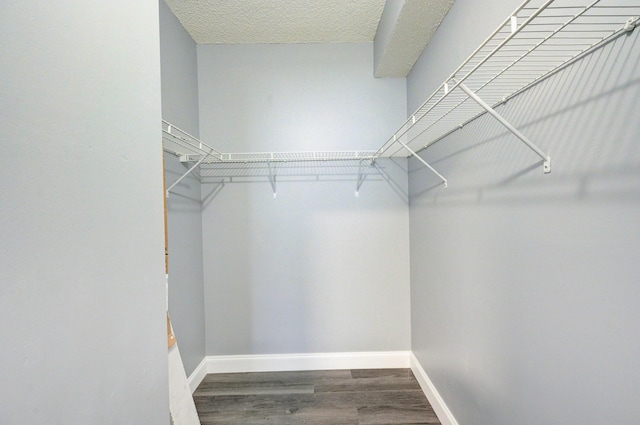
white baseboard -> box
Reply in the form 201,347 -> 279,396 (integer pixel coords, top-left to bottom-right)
169,345 -> 200,424
186,357 -> 208,394
206,351 -> 410,374
410,353 -> 459,425
187,351 -> 410,390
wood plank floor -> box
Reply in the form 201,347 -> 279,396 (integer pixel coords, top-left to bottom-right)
193,368 -> 441,425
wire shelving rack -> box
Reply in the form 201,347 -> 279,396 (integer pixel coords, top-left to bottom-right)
163,0 -> 639,195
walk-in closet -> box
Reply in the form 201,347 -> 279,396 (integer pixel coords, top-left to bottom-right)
3,0 -> 639,424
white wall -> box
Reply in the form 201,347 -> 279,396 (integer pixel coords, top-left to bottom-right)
0,1 -> 168,424
197,43 -> 412,356
159,0 -> 206,377
407,1 -> 640,424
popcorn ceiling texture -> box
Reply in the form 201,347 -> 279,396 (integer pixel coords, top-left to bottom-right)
375,0 -> 455,77
163,0 -> 455,77
163,0 -> 386,44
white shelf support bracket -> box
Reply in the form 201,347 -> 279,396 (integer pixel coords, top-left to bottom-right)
267,161 -> 277,198
355,160 -> 366,197
166,150 -> 213,198
395,136 -> 448,188
510,15 -> 518,33
454,79 -> 551,173
624,16 -> 638,32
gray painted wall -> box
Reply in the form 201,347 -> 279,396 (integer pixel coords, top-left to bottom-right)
197,43 -> 411,355
0,1 -> 168,424
165,152 -> 205,376
159,0 -> 206,377
407,1 -> 640,424
160,0 -> 200,137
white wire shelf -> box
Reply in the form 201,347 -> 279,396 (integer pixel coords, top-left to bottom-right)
163,0 -> 638,194
375,0 -> 640,170
163,121 -> 376,163
162,121 -> 379,196
162,120 -> 220,158
182,151 -> 377,163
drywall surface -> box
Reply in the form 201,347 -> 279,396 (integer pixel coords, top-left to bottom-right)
160,0 -> 205,377
197,43 -> 411,356
0,1 -> 168,424
160,0 -> 199,135
407,1 -> 640,424
168,344 -> 200,425
165,155 -> 205,377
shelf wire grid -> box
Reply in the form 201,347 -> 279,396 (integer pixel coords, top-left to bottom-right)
163,120 -> 376,164
182,151 -> 378,163
162,120 -> 222,159
376,0 -> 640,159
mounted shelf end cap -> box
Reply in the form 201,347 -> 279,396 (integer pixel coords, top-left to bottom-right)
624,17 -> 638,32
544,157 -> 551,174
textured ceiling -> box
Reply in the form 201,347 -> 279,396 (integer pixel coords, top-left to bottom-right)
163,0 -> 387,44
375,0 -> 454,77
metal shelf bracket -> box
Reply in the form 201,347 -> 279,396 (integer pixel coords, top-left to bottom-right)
453,79 -> 551,174
355,160 -> 366,197
267,161 -> 277,198
396,135 -> 448,188
166,153 -> 209,198
164,123 -> 218,197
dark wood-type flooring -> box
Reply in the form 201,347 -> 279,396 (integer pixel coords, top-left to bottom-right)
193,368 -> 441,425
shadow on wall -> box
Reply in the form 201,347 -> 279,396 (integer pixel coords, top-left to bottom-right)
408,29 -> 640,206
197,157 -> 410,207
